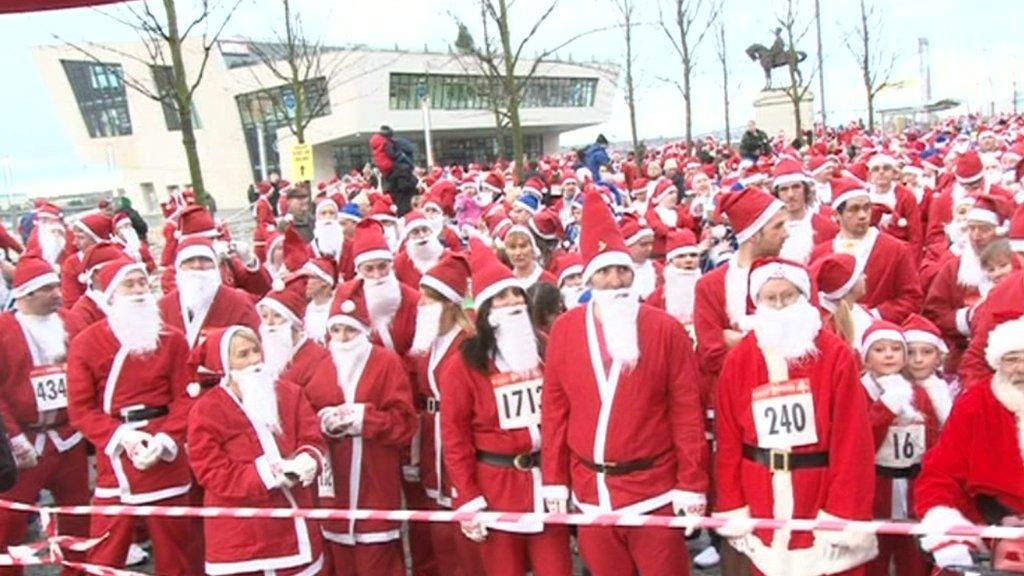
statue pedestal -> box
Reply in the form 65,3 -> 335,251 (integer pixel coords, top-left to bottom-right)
753,89 -> 814,143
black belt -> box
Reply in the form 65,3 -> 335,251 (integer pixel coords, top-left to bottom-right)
416,396 -> 441,414
25,422 -> 60,432
476,450 -> 541,471
119,406 -> 169,423
743,445 -> 829,472
876,464 -> 921,479
576,450 -> 667,476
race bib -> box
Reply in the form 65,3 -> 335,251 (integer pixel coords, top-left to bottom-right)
31,365 -> 68,412
318,451 -> 336,499
491,369 -> 543,430
752,378 -> 818,449
875,424 -> 926,468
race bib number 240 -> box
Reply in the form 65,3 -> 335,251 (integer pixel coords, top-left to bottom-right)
752,378 -> 818,450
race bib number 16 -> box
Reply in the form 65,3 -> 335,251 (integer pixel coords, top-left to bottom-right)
31,365 -> 68,412
752,378 -> 818,450
491,369 -> 543,430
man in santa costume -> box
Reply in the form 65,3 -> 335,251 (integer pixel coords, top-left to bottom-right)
925,151 -> 1013,259
68,241 -> 127,327
111,212 -> 156,273
61,212 -> 113,309
808,155 -> 837,206
394,211 -> 446,288
771,158 -> 837,264
0,258 -> 90,575
914,314 -> 1024,573
552,253 -> 585,310
713,257 -> 877,576
809,178 -> 922,323
304,282 -> 417,576
542,189 -> 708,576
646,229 -> 703,332
67,258 -> 197,575
25,202 -> 73,270
619,215 -> 661,300
310,193 -> 347,262
646,178 -> 698,260
163,205 -> 268,297
866,153 -> 923,256
158,237 -> 260,349
257,277 -> 329,389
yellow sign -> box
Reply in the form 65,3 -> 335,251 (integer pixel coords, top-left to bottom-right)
291,143 -> 314,181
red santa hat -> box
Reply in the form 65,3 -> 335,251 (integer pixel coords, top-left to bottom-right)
460,173 -> 480,192
665,229 -> 700,260
866,152 -> 898,170
717,187 -> 785,245
528,210 -> 564,242
96,257 -> 147,303
561,171 -> 579,186
502,224 -> 540,256
772,158 -> 809,188
352,219 -> 393,268
11,257 -> 60,299
420,252 -> 471,304
553,253 -> 584,287
314,193 -> 341,217
175,206 -> 220,240
402,210 -> 432,240
328,280 -> 372,333
369,195 -> 399,223
955,151 -> 985,184
902,157 -> 925,176
34,200 -> 63,220
521,177 -> 546,199
281,226 -> 310,278
73,212 -> 113,243
579,189 -> 633,284
630,177 -> 649,195
861,320 -> 906,356
301,257 -> 337,287
174,237 -> 218,269
747,257 -> 812,305
844,162 -> 870,187
427,180 -> 459,217
986,313 -> 1024,370
807,155 -> 836,176
1009,206 -> 1024,252
830,177 -> 871,211
650,179 -> 679,206
901,313 -> 949,355
111,211 -> 133,232
258,276 -> 308,326
188,325 -> 255,392
469,237 -> 520,307
619,214 -> 654,246
966,195 -> 1011,230
812,253 -> 860,301
78,241 -> 126,285
482,172 -> 506,195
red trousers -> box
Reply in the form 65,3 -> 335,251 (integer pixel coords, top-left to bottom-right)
866,535 -> 930,576
326,540 -> 405,576
403,478 -> 438,576
425,502 -> 486,575
578,505 -> 690,576
0,440 -> 90,576
87,493 -> 198,576
480,527 -> 573,576
752,566 -> 866,576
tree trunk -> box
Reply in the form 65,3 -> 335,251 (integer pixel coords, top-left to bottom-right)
624,4 -> 640,158
719,24 -> 731,147
163,0 -> 210,208
497,0 -> 525,181
683,60 -> 693,148
867,93 -> 875,134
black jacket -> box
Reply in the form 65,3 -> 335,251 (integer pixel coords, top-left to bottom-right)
0,418 -> 16,493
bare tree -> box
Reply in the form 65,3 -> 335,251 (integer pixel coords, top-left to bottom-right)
657,0 -> 720,148
842,0 -> 896,134
58,0 -> 242,208
777,0 -> 819,142
611,0 -> 642,158
713,15 -> 731,147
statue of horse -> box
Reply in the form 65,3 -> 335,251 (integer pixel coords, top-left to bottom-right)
746,43 -> 807,90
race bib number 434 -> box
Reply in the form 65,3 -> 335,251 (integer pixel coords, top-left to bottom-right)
752,378 -> 818,450
491,369 -> 543,430
31,365 -> 68,412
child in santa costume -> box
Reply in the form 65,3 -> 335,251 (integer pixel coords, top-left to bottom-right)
713,257 -> 876,576
440,238 -> 573,576
901,314 -> 956,426
393,211 -> 446,289
552,253 -> 584,311
645,178 -> 699,260
858,321 -> 941,576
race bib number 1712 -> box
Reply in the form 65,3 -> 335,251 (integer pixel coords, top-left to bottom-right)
491,369 -> 544,430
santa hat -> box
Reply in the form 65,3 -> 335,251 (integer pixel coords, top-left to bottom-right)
747,257 -> 812,305
96,257 -> 147,303
175,206 -> 219,240
111,212 -> 133,231
528,210 -> 564,242
78,241 -> 126,285
369,195 -> 398,223
258,276 -> 308,326
717,188 -> 785,244
328,281 -> 372,333
513,193 -> 542,215
314,194 -> 340,217
402,210 -> 432,240
174,237 -> 218,269
650,179 -> 679,206
619,214 -> 654,246
427,180 -> 459,216
481,172 -> 505,195
986,313 -> 1024,370
830,177 -> 871,210
772,158 -> 809,188
469,237 -> 519,307
352,219 -> 392,268
630,177 -> 649,196
844,162 -> 870,187
302,257 -> 337,287
339,202 -> 363,223
579,189 -> 632,284
280,227 -> 310,280
265,231 -> 285,264
503,224 -> 540,256
34,201 -> 63,220
813,253 -> 860,301
1009,206 -> 1024,252
484,210 -> 513,239
553,253 -> 584,287
902,157 -> 925,176
866,153 -> 897,169
188,325 -> 254,391
861,320 -> 906,357
11,257 -> 60,299
73,213 -> 113,243
460,174 -> 480,192
967,195 -> 1011,230
955,151 -> 985,184
521,177 -> 546,200
420,252 -> 471,304
666,229 -> 700,260
807,155 -> 836,176
901,314 -> 949,355
561,171 -> 579,186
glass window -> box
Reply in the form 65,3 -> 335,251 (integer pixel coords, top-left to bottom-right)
151,65 -> 201,131
388,73 -> 599,111
61,60 -> 133,138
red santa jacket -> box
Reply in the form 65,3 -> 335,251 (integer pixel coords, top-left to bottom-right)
925,181 -> 1013,261
542,303 -> 709,513
0,220 -> 24,254
412,329 -> 466,507
303,345 -> 416,544
873,184 -> 924,258
60,250 -> 85,310
810,228 -> 923,323
923,253 -> 983,372
645,205 -> 699,259
0,311 -> 86,449
713,330 -> 875,570
694,261 -> 752,407
188,382 -> 325,574
67,323 -> 193,503
393,249 -> 431,289
279,338 -> 329,389
158,285 -> 260,348
958,271 -> 1024,386
68,292 -> 106,327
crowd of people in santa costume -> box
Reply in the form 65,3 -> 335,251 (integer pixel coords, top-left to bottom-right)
2,113 -> 1024,576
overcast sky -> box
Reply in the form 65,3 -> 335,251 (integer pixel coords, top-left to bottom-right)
0,0 -> 1021,188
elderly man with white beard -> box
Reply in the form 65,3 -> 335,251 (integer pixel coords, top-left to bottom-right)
0,257 -> 91,576
257,276 -> 329,389
68,258 -> 199,575
158,237 -> 260,349
394,211 -> 446,288
647,229 -> 703,332
713,257 -> 876,576
25,202 -> 72,269
542,189 -> 709,576
187,326 -> 327,576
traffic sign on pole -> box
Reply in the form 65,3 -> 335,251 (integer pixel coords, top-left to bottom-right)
291,143 -> 314,181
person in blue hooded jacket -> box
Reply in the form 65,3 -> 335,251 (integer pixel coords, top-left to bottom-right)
581,134 -> 623,205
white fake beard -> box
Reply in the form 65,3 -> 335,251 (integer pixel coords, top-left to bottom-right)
664,267 -> 700,324
119,226 -> 142,260
85,288 -> 112,316
303,300 -> 330,343
752,297 -> 822,360
233,364 -> 282,435
957,243 -> 984,288
561,285 -> 584,309
427,215 -> 444,234
408,236 -> 443,273
329,333 -> 371,386
38,225 -> 66,265
490,304 -> 540,373
18,312 -> 67,364
410,302 -> 443,356
632,260 -> 657,298
364,272 -> 402,326
177,269 -> 221,315
108,292 -> 162,354
384,227 -> 400,253
592,288 -> 641,369
259,324 -> 295,377
944,221 -> 966,248
314,220 -> 344,257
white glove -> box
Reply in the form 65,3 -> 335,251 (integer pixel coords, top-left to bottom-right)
544,498 -> 568,514
714,507 -> 754,539
877,375 -> 914,417
673,493 -> 707,537
460,519 -> 488,543
319,407 -> 346,438
337,404 -> 365,436
9,434 -> 38,469
280,453 -> 318,487
402,465 -> 421,483
129,440 -> 163,471
933,543 -> 974,570
119,429 -> 154,457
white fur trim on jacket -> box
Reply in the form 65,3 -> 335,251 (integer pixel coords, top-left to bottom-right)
919,505 -> 981,552
713,506 -> 754,538
985,317 -> 1024,370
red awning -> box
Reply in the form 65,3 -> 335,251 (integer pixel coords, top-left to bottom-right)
0,0 -> 127,14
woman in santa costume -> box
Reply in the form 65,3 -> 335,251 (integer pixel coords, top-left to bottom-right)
858,321 -> 940,576
501,224 -> 557,291
914,314 -> 1024,573
713,257 -> 877,576
408,252 -> 487,575
812,253 -> 874,353
187,326 -> 327,576
303,284 -> 417,576
438,237 -> 572,575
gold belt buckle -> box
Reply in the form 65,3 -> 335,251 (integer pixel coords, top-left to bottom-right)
769,449 -> 790,473
513,453 -> 533,471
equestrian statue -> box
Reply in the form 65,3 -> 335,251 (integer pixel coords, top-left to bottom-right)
746,28 -> 807,90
